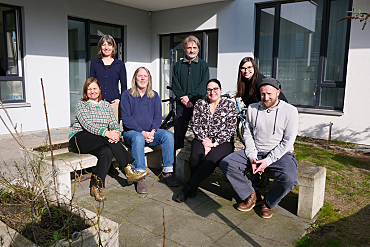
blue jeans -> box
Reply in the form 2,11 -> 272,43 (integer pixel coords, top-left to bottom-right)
123,129 -> 174,173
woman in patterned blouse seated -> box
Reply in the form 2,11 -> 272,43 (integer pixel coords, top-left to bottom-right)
176,79 -> 237,203
69,77 -> 147,202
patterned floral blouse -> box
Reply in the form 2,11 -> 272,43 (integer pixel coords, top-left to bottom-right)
191,97 -> 237,144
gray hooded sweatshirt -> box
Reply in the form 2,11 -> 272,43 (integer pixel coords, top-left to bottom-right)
244,100 -> 298,166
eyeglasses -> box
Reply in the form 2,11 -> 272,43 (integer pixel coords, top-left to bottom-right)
207,87 -> 220,93
240,66 -> 254,72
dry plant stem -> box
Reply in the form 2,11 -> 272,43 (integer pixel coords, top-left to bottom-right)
163,206 -> 166,247
337,13 -> 370,30
40,78 -> 60,205
0,100 -> 52,218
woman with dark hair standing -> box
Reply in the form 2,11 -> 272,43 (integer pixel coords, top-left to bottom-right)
69,77 -> 147,202
90,34 -> 127,105
236,57 -> 288,107
176,79 -> 237,203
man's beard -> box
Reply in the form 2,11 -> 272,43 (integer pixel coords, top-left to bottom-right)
187,51 -> 198,59
137,82 -> 148,89
263,97 -> 279,109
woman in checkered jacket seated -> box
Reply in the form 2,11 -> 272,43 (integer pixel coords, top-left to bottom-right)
69,77 -> 147,202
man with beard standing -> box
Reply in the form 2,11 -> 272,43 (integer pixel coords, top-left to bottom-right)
220,78 -> 299,219
171,35 -> 209,150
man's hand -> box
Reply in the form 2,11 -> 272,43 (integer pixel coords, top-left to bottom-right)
141,131 -> 154,143
180,96 -> 190,106
251,158 -> 258,174
105,130 -> 120,143
186,101 -> 193,108
254,159 -> 268,175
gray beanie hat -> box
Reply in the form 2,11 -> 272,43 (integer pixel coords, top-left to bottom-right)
260,78 -> 281,90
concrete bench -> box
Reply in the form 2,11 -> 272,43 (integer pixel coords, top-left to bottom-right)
22,143 -> 162,202
175,146 -> 326,220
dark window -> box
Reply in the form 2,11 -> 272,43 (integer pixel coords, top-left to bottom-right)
255,0 -> 352,110
68,17 -> 124,123
0,4 -> 24,102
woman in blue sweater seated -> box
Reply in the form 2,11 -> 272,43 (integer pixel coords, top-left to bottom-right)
69,77 -> 147,202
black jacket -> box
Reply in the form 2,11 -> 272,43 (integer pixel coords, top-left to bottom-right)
241,73 -> 288,107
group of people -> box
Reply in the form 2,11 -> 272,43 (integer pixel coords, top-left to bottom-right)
69,34 -> 299,219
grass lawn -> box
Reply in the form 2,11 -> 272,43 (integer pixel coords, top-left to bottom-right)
294,142 -> 370,246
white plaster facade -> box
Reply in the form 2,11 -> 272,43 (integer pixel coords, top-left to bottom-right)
0,0 -> 369,145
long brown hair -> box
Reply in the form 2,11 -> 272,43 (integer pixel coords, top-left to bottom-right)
81,77 -> 102,102
130,67 -> 155,98
236,57 -> 259,98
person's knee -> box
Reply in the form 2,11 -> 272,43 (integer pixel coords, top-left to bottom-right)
130,133 -> 145,146
160,130 -> 174,144
99,145 -> 113,159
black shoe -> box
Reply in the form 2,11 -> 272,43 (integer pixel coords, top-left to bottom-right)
175,186 -> 191,203
108,164 -> 119,175
161,173 -> 179,187
189,188 -> 198,198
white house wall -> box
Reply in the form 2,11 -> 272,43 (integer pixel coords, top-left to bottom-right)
0,0 -> 151,135
0,0 -> 369,146
150,0 -> 370,145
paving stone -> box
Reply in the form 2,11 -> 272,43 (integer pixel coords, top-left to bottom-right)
236,213 -> 310,246
153,211 -> 232,247
128,232 -> 183,247
119,198 -> 187,232
188,194 -> 255,227
213,228 -> 287,247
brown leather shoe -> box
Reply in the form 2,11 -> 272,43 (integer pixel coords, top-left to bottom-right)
90,185 -> 106,202
136,179 -> 148,194
237,191 -> 257,211
260,202 -> 273,218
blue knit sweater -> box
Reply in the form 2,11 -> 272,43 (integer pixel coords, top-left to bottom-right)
120,89 -> 162,132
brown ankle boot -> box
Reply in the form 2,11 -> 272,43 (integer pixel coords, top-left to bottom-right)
90,185 -> 106,202
124,164 -> 148,182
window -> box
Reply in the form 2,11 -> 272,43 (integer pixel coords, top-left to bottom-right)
68,17 -> 124,123
0,4 -> 24,102
255,0 -> 351,110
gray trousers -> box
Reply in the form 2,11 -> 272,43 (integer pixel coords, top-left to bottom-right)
220,150 -> 298,209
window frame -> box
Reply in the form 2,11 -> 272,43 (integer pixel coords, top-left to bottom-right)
254,0 -> 353,111
0,3 -> 25,103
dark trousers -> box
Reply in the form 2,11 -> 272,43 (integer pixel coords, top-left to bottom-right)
185,139 -> 234,190
174,107 -> 193,150
220,150 -> 298,209
69,131 -> 134,188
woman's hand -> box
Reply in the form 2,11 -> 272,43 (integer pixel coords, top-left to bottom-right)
105,130 -> 120,143
204,146 -> 212,156
202,138 -> 213,148
111,99 -> 120,104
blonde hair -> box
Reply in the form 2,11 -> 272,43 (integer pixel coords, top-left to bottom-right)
131,67 -> 155,98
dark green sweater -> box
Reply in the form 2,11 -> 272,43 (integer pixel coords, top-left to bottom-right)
171,57 -> 209,108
